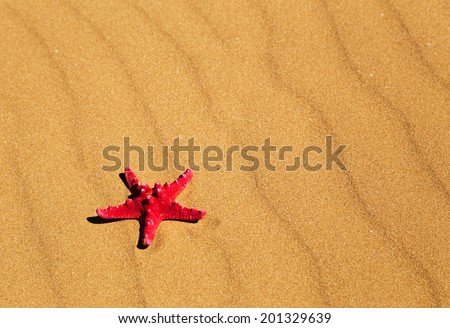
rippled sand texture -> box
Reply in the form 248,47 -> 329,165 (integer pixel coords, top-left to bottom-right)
0,0 -> 448,307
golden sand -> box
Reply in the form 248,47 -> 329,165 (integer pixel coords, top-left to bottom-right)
0,0 -> 448,307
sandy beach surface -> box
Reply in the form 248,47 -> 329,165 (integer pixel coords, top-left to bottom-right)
0,0 -> 448,307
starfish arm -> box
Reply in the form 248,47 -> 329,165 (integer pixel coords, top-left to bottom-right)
124,166 -> 140,190
162,201 -> 206,221
140,211 -> 162,246
160,169 -> 193,202
125,167 -> 151,195
96,198 -> 141,219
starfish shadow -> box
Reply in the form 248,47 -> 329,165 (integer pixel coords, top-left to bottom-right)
87,217 -> 200,250
119,172 -> 129,188
87,215 -> 149,249
87,216 -> 124,224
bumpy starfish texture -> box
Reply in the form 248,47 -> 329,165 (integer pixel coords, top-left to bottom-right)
96,167 -> 206,247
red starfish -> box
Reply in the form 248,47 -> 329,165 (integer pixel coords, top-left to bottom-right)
96,167 -> 206,247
